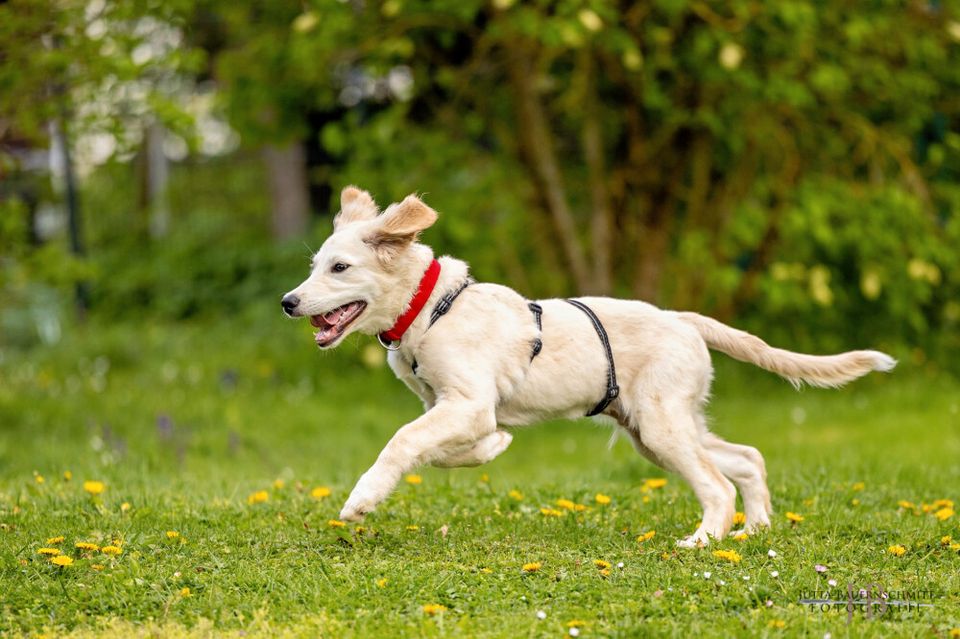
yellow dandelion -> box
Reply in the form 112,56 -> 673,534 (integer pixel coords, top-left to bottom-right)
851,498 -> 860,506
34,473 -> 45,484
712,549 -> 742,563
768,619 -> 786,629
376,578 -> 388,588
540,507 -> 564,517
179,587 -> 191,597
406,525 -> 420,532
642,478 -> 668,491
660,552 -> 671,560
166,530 -> 180,539
405,474 -> 422,485
951,543 -> 960,552
733,533 -> 749,542
63,470 -> 72,481
567,620 -> 587,628
83,480 -> 105,495
595,493 -> 611,505
642,495 -> 651,503
636,530 -> 656,543
120,502 -> 131,513
37,548 -> 61,556
594,559 -> 611,569
851,482 -> 865,491
75,542 -> 99,552
508,489 -> 524,501
786,512 -> 804,523
327,519 -> 346,528
90,564 -> 105,571
887,544 -> 906,556
600,568 -> 611,577
522,562 -> 541,572
480,473 -> 489,483
574,503 -> 588,512
933,499 -> 954,509
935,507 -> 954,521
733,512 -> 746,525
50,555 -> 73,567
101,545 -> 122,555
556,498 -> 576,510
897,500 -> 915,509
46,536 -> 65,545
273,479 -> 285,490
311,486 -> 331,499
941,535 -> 952,546
921,502 -> 935,513
949,629 -> 960,639
422,603 -> 446,616
247,490 -> 268,504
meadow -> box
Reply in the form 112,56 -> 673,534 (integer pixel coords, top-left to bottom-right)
1,314 -> 958,638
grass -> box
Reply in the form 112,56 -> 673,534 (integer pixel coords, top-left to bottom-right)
1,315 -> 958,638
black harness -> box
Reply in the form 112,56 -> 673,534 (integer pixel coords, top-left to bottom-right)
564,299 -> 620,416
413,285 -> 619,417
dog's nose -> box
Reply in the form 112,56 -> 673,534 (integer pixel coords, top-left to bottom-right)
281,293 -> 300,316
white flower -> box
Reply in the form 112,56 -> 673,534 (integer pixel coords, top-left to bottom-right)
616,562 -> 624,569
569,628 -> 580,638
743,575 -> 750,581
703,571 -> 712,578
770,570 -> 779,578
536,610 -> 546,620
828,579 -> 837,587
768,549 -> 777,558
719,580 -> 726,585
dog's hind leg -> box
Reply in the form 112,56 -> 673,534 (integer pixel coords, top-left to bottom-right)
431,430 -> 513,468
629,398 -> 737,548
701,430 -> 772,534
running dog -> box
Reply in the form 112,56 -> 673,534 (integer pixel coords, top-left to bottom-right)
281,187 -> 895,547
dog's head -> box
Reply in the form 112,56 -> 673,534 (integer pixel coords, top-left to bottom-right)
281,186 -> 438,349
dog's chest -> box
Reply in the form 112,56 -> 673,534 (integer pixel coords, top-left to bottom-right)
387,349 -> 436,407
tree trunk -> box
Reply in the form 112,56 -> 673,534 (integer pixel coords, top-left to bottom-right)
263,141 -> 310,240
504,42 -> 591,293
580,49 -> 613,295
145,121 -> 170,239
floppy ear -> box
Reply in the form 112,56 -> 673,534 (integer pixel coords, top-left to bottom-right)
365,194 -> 438,260
333,186 -> 379,231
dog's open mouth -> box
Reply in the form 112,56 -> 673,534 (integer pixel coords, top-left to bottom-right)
310,301 -> 367,347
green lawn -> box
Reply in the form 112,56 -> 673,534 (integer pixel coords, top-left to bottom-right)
1,316 -> 958,638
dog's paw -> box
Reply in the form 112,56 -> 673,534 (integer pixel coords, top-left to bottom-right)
676,531 -> 710,549
339,501 -> 371,523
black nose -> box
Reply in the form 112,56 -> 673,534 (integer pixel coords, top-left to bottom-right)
281,293 -> 300,315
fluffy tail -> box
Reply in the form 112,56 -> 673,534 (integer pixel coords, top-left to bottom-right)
677,312 -> 896,388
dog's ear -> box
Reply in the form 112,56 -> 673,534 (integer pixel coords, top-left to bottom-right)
333,186 -> 379,231
365,194 -> 438,260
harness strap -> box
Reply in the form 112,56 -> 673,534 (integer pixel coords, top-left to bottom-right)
564,299 -> 619,416
428,278 -> 474,327
528,302 -> 543,359
411,277 -> 474,375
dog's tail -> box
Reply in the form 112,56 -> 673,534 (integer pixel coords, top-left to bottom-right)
677,312 -> 896,388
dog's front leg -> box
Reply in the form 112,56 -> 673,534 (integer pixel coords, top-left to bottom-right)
340,399 -> 496,521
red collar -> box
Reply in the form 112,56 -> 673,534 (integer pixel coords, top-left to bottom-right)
379,259 -> 441,343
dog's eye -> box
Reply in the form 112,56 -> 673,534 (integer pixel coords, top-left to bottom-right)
331,262 -> 350,273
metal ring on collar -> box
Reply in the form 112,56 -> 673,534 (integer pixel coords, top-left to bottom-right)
377,334 -> 401,351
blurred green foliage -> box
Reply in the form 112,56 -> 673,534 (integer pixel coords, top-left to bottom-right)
1,0 -> 959,368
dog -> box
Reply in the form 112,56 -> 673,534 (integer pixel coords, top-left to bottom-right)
281,186 -> 896,547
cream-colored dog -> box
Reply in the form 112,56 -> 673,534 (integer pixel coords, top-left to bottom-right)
281,187 -> 895,547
